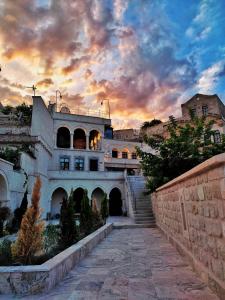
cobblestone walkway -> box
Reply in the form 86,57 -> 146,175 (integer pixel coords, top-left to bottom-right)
21,228 -> 219,299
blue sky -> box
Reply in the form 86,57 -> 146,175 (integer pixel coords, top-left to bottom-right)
0,0 -> 225,127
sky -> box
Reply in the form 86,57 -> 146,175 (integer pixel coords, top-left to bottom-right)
0,0 -> 225,129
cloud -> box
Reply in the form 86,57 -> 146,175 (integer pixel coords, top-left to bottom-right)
84,69 -> 93,80
62,56 -> 91,75
197,60 -> 225,92
36,78 -> 54,88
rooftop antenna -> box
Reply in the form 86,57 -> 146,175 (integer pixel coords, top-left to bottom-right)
26,85 -> 37,96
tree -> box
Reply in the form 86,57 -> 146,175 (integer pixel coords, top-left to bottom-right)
11,177 -> 45,265
92,199 -> 102,229
11,190 -> 28,232
0,207 -> 10,237
101,193 -> 109,224
59,190 -> 78,249
80,190 -> 93,235
137,114 -> 225,193
141,119 -> 162,130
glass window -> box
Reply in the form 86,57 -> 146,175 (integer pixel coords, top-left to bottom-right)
214,131 -> 221,144
59,156 -> 70,170
202,105 -> 208,116
191,108 -> 196,117
122,151 -> 128,159
112,150 -> 118,158
131,152 -> 137,159
90,158 -> 98,171
75,157 -> 85,171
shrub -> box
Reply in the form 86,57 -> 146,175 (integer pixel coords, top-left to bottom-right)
101,193 -> 109,224
0,207 -> 11,237
11,177 -> 45,265
0,239 -> 12,265
92,199 -> 102,230
59,191 -> 78,249
0,147 -> 20,169
44,224 -> 59,253
80,190 -> 93,235
11,190 -> 28,232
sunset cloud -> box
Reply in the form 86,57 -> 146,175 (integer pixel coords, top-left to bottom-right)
0,0 -> 225,128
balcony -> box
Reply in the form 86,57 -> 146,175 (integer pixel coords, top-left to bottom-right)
48,170 -> 124,180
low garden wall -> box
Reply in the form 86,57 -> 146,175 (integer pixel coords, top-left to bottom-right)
152,153 -> 225,299
0,223 -> 113,295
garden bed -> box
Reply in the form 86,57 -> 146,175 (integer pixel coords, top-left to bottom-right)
0,223 -> 113,296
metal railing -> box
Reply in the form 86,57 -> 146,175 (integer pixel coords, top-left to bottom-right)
54,104 -> 109,119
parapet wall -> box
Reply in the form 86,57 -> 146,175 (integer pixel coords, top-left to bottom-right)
152,153 -> 225,299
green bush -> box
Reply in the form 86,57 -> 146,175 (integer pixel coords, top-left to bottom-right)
101,193 -> 109,224
0,147 -> 20,169
44,224 -> 59,253
0,239 -> 12,265
59,191 -> 78,249
80,190 -> 93,235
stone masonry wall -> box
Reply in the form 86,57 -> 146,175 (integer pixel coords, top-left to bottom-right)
152,153 -> 225,299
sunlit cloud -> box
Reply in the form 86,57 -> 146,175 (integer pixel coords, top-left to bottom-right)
0,0 -> 225,128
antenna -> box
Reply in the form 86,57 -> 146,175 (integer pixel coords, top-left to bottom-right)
26,85 -> 37,96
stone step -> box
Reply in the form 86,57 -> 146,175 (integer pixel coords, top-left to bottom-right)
135,220 -> 156,225
134,213 -> 154,217
134,210 -> 153,214
135,205 -> 152,209
113,223 -> 156,229
134,217 -> 155,223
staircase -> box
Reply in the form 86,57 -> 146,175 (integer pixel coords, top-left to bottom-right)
127,176 -> 156,227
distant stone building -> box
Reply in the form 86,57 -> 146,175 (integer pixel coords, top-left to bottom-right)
145,94 -> 225,142
113,128 -> 140,141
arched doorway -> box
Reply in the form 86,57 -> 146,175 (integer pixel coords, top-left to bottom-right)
109,188 -> 122,216
91,188 -> 104,211
56,127 -> 70,148
51,188 -> 67,218
73,129 -> 86,149
0,174 -> 8,207
89,130 -> 101,150
73,188 -> 84,213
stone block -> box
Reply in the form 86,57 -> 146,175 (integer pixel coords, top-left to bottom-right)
210,257 -> 224,281
205,220 -> 222,237
197,185 -> 205,201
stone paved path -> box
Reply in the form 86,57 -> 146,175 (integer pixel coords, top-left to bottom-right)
11,228 -> 219,300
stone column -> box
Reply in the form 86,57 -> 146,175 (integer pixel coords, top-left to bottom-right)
70,133 -> 73,149
86,135 -> 89,150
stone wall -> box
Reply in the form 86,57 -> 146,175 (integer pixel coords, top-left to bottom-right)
0,223 -> 113,295
152,153 -> 225,299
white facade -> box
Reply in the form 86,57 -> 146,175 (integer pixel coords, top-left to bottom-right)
0,96 -> 143,219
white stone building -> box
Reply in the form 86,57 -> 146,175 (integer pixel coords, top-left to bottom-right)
0,96 -> 143,219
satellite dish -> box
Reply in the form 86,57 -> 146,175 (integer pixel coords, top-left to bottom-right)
60,103 -> 70,114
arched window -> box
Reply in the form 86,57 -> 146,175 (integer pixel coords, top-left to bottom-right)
91,188 -> 105,211
112,148 -> 118,158
109,188 -> 122,216
51,187 -> 67,218
0,174 -> 8,206
73,188 -> 85,213
73,129 -> 86,149
56,127 -> 70,148
89,130 -> 101,150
